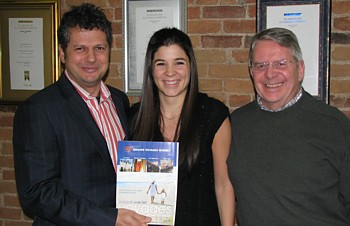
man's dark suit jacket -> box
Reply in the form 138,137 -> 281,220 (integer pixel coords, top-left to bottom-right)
13,73 -> 130,225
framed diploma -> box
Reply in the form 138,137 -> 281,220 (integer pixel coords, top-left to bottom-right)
0,0 -> 60,104
257,0 -> 330,103
123,0 -> 187,95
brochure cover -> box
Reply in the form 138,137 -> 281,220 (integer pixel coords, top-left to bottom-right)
117,140 -> 179,225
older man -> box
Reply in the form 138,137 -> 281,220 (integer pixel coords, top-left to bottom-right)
228,27 -> 350,225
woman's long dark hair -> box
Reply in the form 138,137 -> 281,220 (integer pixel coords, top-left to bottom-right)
130,27 -> 200,171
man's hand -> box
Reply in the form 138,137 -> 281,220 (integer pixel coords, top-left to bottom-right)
115,208 -> 152,226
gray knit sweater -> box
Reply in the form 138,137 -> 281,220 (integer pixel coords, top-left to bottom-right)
228,90 -> 350,226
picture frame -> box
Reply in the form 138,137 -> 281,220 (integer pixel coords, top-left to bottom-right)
257,0 -> 330,103
123,0 -> 187,95
0,0 -> 60,104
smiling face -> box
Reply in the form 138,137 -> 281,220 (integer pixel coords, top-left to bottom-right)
59,28 -> 110,96
152,44 -> 190,101
250,40 -> 305,110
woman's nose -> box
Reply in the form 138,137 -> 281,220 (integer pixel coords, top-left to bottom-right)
165,65 -> 176,76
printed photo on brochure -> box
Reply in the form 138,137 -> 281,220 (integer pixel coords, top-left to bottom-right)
117,140 -> 179,225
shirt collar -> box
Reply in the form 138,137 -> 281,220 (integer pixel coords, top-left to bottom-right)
257,88 -> 303,112
64,70 -> 111,102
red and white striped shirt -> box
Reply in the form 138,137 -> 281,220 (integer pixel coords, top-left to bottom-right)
65,71 -> 125,171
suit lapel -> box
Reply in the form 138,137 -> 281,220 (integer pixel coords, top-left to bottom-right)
57,74 -> 115,171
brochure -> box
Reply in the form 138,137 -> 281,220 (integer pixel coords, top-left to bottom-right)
117,140 -> 179,225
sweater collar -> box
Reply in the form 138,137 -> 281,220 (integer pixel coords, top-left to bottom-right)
257,87 -> 303,112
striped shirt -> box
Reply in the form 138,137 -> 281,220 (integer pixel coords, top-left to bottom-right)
65,71 -> 125,171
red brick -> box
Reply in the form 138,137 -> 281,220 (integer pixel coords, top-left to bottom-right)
332,33 -> 350,44
110,49 -> 123,63
4,221 -> 33,226
334,17 -> 350,31
114,7 -> 123,20
229,94 -> 253,108
332,1 -> 350,14
331,80 -> 350,93
247,4 -> 257,19
202,35 -> 242,48
331,95 -> 350,109
224,79 -> 254,93
187,20 -> 222,33
197,0 -> 218,5
1,142 -> 13,155
206,92 -> 227,104
203,6 -> 245,18
114,34 -> 123,48
0,181 -> 17,194
189,35 -> 201,48
224,20 -> 256,33
66,0 -> 85,8
221,0 -> 239,5
4,194 -> 21,207
3,169 -> 15,181
188,7 -> 201,19
103,8 -> 114,22
0,207 -> 22,219
111,21 -> 122,34
107,64 -> 118,78
195,50 -> 227,64
209,64 -> 250,79
0,115 -> 14,127
199,79 -> 223,91
87,0 -> 107,7
197,65 -> 208,78
0,106 -> 17,113
110,0 -> 121,8
0,155 -> 14,168
332,47 -> 350,61
187,0 -> 196,5
231,49 -> 249,63
331,64 -> 350,78
0,128 -> 13,141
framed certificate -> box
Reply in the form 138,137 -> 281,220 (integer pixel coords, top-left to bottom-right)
257,0 -> 330,103
123,0 -> 187,95
0,0 -> 60,104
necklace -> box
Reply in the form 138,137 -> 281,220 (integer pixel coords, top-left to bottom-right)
161,113 -> 180,121
161,119 -> 181,142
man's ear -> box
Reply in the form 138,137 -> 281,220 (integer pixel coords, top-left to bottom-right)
58,45 -> 66,64
298,60 -> 305,82
249,68 -> 254,80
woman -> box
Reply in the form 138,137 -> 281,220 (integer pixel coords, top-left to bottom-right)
128,27 -> 235,226
146,180 -> 158,204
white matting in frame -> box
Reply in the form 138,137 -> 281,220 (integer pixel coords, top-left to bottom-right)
123,0 -> 186,95
266,4 -> 320,96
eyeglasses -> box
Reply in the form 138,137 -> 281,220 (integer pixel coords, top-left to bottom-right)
250,59 -> 297,73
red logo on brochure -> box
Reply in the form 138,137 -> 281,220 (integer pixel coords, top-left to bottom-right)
125,146 -> 133,152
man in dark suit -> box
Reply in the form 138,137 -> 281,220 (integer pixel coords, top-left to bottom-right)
12,3 -> 151,225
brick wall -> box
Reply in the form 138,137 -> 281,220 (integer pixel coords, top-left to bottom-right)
1,0 -> 349,224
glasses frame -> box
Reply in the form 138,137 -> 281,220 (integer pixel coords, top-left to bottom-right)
250,59 -> 297,73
